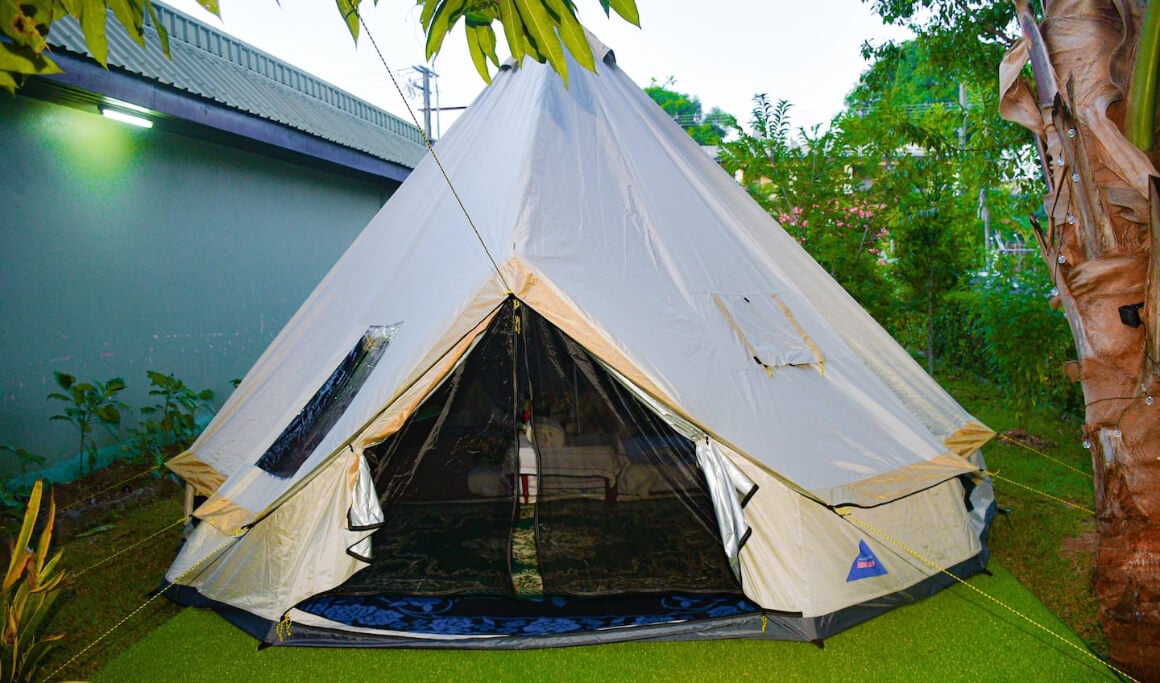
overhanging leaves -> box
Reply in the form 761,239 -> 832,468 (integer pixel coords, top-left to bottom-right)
415,0 -> 637,85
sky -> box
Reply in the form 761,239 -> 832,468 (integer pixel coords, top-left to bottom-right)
162,0 -> 913,137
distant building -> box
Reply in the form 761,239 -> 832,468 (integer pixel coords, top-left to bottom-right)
0,5 -> 427,476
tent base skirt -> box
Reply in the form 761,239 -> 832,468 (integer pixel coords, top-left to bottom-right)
162,549 -> 989,649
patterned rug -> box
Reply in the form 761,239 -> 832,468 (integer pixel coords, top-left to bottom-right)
295,592 -> 761,637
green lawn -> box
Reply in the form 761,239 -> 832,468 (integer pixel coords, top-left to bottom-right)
92,563 -> 1114,682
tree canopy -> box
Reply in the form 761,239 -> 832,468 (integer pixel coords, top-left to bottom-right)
644,80 -> 735,146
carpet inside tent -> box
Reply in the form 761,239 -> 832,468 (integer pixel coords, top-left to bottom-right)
296,593 -> 761,637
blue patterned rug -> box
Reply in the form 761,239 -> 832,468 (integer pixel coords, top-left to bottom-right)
295,593 -> 760,636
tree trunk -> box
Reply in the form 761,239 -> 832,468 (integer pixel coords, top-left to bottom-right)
1000,0 -> 1160,678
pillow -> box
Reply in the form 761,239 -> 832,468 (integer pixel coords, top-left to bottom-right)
529,418 -> 566,447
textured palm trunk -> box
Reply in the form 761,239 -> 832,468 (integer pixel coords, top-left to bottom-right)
1001,0 -> 1160,678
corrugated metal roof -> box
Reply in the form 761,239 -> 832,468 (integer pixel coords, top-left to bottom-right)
47,4 -> 427,169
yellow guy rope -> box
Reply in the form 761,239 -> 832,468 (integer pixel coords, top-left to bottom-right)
987,471 -> 1096,515
837,510 -> 1134,682
354,11 -> 511,295
46,524 -> 244,682
995,434 -> 1093,480
59,464 -> 165,513
67,518 -> 187,581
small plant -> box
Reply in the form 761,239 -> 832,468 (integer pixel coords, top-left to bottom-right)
0,447 -> 44,478
0,446 -> 45,514
1,479 -> 66,683
47,373 -> 128,477
129,371 -> 214,467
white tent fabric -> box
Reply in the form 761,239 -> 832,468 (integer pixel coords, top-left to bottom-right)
167,35 -> 992,631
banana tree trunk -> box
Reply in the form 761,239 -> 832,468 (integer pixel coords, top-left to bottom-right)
1000,0 -> 1160,679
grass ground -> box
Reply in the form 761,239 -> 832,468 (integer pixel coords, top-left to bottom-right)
937,369 -> 1102,655
92,564 -> 1114,682
28,370 -> 1105,681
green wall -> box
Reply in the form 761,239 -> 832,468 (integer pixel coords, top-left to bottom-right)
0,95 -> 394,478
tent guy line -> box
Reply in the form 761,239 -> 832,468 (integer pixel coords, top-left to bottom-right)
357,10 -> 511,293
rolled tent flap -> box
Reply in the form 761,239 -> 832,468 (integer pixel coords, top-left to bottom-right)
695,438 -> 753,580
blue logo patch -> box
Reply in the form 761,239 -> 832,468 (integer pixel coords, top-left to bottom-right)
846,540 -> 887,582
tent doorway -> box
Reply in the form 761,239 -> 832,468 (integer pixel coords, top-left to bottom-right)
298,299 -> 745,633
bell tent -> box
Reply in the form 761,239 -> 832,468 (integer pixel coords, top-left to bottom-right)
165,36 -> 997,648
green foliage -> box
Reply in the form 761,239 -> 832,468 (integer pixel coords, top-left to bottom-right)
1,480 -> 66,683
367,0 -> 640,86
645,79 -> 735,146
128,371 -> 215,467
1,0 -> 632,93
719,96 -> 895,322
0,0 -> 192,93
864,0 -> 1020,93
939,262 -> 1082,419
46,373 -> 128,477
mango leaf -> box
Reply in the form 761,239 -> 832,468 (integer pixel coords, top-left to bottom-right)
598,0 -> 609,15
608,0 -> 639,27
0,68 -> 18,95
0,46 -> 59,81
336,0 -> 361,42
425,0 -> 468,61
475,19 -> 499,65
196,0 -> 220,15
144,1 -> 170,57
513,0 -> 567,84
107,0 -> 147,49
544,0 -> 594,73
496,0 -> 525,63
78,0 -> 109,66
419,0 -> 440,30
53,372 -> 75,391
2,2 -> 50,53
466,24 -> 492,84
106,377 -> 127,393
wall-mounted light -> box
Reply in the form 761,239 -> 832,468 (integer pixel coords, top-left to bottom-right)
99,106 -> 154,129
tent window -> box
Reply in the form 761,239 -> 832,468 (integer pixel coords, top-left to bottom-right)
325,300 -> 740,599
713,294 -> 821,371
256,324 -> 398,478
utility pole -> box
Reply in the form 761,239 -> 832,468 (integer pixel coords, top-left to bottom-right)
412,65 -> 438,139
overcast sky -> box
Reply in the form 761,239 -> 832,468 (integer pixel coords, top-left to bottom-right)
162,0 -> 912,136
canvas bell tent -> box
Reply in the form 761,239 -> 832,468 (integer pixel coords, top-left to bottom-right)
164,36 -> 997,648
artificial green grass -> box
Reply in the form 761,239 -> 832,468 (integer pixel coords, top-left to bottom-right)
937,370 -> 1103,654
93,562 -> 1115,682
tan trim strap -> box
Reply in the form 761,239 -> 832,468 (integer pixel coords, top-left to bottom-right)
770,293 -> 824,375
943,422 -> 996,457
193,494 -> 252,534
712,293 -> 775,378
166,450 -> 226,497
816,453 -> 980,507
